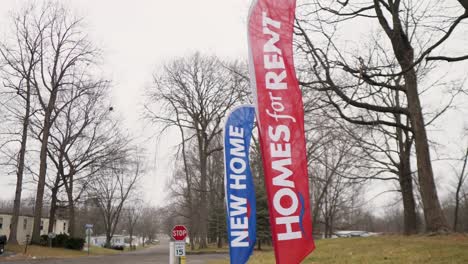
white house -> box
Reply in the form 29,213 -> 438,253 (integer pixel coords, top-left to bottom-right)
90,235 -> 124,247
0,211 -> 69,244
90,235 -> 144,247
331,230 -> 380,238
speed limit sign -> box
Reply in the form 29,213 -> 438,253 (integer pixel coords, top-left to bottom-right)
174,241 -> 186,257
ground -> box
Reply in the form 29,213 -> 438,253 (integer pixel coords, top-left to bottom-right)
1,235 -> 467,263
210,235 -> 468,264
0,242 -> 228,264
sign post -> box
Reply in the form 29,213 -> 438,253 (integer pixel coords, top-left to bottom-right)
169,242 -> 175,264
85,224 -> 93,256
171,225 -> 187,264
47,232 -> 56,248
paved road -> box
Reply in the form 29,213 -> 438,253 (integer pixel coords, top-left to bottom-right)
0,244 -> 228,264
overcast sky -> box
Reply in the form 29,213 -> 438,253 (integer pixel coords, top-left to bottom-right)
0,0 -> 252,205
0,0 -> 467,212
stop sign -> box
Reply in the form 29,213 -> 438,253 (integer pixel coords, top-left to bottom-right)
172,225 -> 188,241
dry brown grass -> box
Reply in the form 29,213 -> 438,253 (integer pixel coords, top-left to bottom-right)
3,244 -> 119,261
210,235 -> 468,264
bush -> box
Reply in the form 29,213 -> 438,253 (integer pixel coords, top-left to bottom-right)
54,234 -> 69,248
39,235 -> 49,246
110,245 -> 125,251
65,237 -> 85,250
0,235 -> 6,254
39,234 -> 85,251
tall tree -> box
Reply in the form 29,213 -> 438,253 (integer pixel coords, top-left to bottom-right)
453,146 -> 468,231
11,2 -> 100,243
124,201 -> 143,250
88,154 -> 141,247
296,0 -> 468,232
0,5 -> 43,244
145,53 -> 246,248
42,82 -> 124,237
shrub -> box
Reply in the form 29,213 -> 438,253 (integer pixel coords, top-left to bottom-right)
39,235 -> 49,246
111,245 -> 125,251
54,234 -> 69,248
65,237 -> 85,250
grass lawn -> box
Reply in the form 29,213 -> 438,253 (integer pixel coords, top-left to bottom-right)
209,235 -> 468,264
4,244 -> 119,260
124,244 -> 153,252
187,244 -> 229,254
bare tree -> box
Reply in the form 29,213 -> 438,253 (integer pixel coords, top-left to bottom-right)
5,2 -> 101,243
453,146 -> 468,231
88,154 -> 141,247
123,201 -> 143,249
41,83 -> 125,237
0,5 -> 42,244
136,206 -> 162,246
296,0 -> 468,232
305,113 -> 369,237
145,53 -> 246,248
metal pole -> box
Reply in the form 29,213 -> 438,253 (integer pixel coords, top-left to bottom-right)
87,232 -> 90,256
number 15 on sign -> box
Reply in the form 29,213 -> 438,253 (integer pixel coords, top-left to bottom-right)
174,241 -> 185,257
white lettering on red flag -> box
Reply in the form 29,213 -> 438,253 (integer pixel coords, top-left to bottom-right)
247,0 -> 316,263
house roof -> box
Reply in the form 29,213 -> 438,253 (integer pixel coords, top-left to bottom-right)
0,209 -> 67,220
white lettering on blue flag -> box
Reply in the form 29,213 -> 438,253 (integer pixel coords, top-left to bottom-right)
224,105 -> 257,264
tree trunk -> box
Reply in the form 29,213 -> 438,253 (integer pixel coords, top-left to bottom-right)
216,211 -> 222,249
453,148 -> 468,232
32,114 -> 51,243
404,69 -> 448,232
197,134 -> 208,249
324,216 -> 330,238
399,148 -> 418,235
454,190 -> 461,232
105,232 -> 112,248
395,89 -> 419,235
68,200 -> 76,237
9,81 -> 32,245
190,232 -> 195,250
32,92 -> 58,243
48,186 -> 59,233
217,236 -> 222,248
375,0 -> 449,233
177,120 -> 196,250
66,175 -> 76,237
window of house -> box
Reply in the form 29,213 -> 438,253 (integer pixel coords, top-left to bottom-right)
0,217 -> 3,229
40,220 -> 44,231
23,218 -> 27,230
63,222 -> 67,232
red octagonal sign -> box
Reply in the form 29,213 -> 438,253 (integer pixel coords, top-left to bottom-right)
172,225 -> 188,241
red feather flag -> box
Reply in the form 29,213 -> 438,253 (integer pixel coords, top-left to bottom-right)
247,0 -> 316,263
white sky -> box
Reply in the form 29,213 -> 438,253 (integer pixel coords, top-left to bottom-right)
0,0 -> 252,206
0,0 -> 466,212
